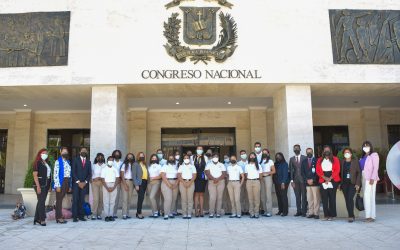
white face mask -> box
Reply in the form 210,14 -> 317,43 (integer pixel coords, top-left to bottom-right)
344,153 -> 352,159
175,155 -> 180,160
363,147 -> 370,153
41,153 -> 48,161
107,161 -> 113,167
240,154 -> 247,160
255,147 -> 261,153
212,157 -> 219,163
196,149 -> 203,155
184,159 -> 190,164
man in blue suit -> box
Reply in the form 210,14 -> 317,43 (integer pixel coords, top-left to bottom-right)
72,147 -> 92,222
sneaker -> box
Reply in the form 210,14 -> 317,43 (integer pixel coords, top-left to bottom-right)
255,215 -> 259,219
126,216 -> 132,219
97,216 -> 102,220
182,216 -> 188,219
237,215 -> 241,218
113,215 -> 118,219
216,214 -> 221,218
168,215 -> 175,219
250,215 -> 255,218
307,215 -> 314,219
91,216 -> 97,220
229,214 -> 237,218
265,213 -> 272,217
122,215 -> 127,220
164,216 -> 168,220
187,215 -> 192,219
209,214 -> 214,218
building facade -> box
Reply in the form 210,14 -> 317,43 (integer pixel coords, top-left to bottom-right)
0,0 -> 399,194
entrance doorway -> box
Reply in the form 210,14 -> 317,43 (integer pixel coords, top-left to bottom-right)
47,129 -> 90,160
313,126 -> 349,157
161,128 -> 236,160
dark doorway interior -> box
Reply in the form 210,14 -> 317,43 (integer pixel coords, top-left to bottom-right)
313,126 -> 349,157
388,125 -> 400,148
47,129 -> 90,160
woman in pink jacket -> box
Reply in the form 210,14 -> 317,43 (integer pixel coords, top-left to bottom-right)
359,141 -> 379,222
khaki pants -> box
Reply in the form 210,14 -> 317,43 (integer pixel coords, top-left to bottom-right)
103,182 -> 118,217
148,180 -> 161,213
260,177 -> 266,211
246,180 -> 261,216
262,176 -> 273,214
208,179 -> 225,215
113,182 -> 121,216
91,180 -> 103,216
227,181 -> 241,216
121,180 -> 133,216
306,186 -> 320,216
222,179 -> 232,214
240,180 -> 249,213
161,180 -> 179,216
179,181 -> 195,216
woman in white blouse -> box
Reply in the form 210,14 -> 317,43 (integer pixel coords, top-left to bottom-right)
148,154 -> 162,218
178,154 -> 197,219
205,153 -> 227,218
91,153 -> 106,220
260,150 -> 276,217
245,153 -> 263,218
120,153 -> 135,220
160,155 -> 179,220
53,147 -> 72,224
226,155 -> 245,218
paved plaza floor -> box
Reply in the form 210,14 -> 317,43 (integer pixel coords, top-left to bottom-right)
0,205 -> 399,250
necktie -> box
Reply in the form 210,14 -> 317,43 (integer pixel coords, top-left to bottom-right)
308,158 -> 311,168
82,158 -> 86,168
296,156 -> 299,163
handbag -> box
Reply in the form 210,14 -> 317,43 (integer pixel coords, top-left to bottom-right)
355,191 -> 364,211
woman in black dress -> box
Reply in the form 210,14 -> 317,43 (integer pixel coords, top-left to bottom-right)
193,146 -> 207,217
33,148 -> 52,226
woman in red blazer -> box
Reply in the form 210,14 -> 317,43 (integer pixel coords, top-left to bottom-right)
316,145 -> 341,221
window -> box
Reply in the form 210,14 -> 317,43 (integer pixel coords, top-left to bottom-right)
47,129 -> 90,160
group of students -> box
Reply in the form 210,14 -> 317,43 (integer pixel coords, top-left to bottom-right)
31,141 -> 379,226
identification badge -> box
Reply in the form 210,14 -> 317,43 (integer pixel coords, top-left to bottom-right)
202,172 -> 205,179
346,173 -> 350,179
311,168 -> 315,173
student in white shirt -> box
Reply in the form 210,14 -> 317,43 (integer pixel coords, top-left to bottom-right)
160,155 -> 179,220
178,154 -> 197,219
148,154 -> 162,217
245,154 -> 262,218
226,155 -> 245,218
260,150 -> 276,217
120,153 -> 135,220
101,156 -> 120,222
222,154 -> 232,215
111,149 -> 123,219
91,153 -> 106,220
238,150 -> 249,215
205,153 -> 227,218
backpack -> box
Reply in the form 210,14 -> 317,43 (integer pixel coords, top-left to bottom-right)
83,202 -> 92,216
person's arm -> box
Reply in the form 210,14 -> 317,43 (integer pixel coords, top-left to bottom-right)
72,158 -> 79,183
161,172 -> 172,188
53,160 -> 60,190
218,170 -> 227,181
315,159 -> 323,183
85,161 -> 92,184
332,158 -> 341,182
33,163 -> 41,193
370,153 -> 380,183
289,158 -> 294,182
354,160 -> 361,189
282,163 -> 288,184
120,167 -> 128,191
239,173 -> 245,186
269,162 -> 276,175
205,169 -> 214,181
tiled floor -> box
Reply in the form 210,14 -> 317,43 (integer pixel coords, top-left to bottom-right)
0,205 -> 399,250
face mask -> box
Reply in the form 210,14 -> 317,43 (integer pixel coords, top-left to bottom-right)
294,149 -> 300,155
276,157 -> 282,162
114,154 -> 120,160
168,160 -> 175,164
224,158 -> 229,163
128,157 -> 134,162
175,155 -> 180,160
230,160 -> 237,164
240,154 -> 247,160
41,153 -> 48,161
61,153 -> 68,158
306,153 -> 313,158
344,153 -> 352,159
150,160 -> 157,164
255,147 -> 261,152
80,152 -> 87,158
184,159 -> 190,164
107,161 -> 113,167
249,159 -> 256,163
97,158 -> 104,163
196,149 -> 203,155
139,157 -> 145,162
324,151 -> 331,157
212,157 -> 219,163
206,153 -> 211,158
363,147 -> 370,153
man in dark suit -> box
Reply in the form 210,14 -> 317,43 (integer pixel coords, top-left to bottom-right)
289,144 -> 307,216
72,147 -> 92,222
301,148 -> 320,219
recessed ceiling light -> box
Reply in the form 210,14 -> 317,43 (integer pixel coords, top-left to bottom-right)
23,104 -> 28,107
176,102 -> 180,105
227,101 -> 232,105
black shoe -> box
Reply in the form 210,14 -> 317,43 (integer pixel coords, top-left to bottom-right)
281,213 -> 288,217
255,215 -> 259,219
302,214 -> 307,217
294,212 -> 302,217
314,215 -> 320,219
260,210 -> 265,214
105,217 -> 109,222
136,213 -> 144,219
79,217 -> 87,221
110,217 -> 115,221
73,218 -> 79,222
113,215 -> 118,219
56,219 -> 67,224
307,215 -> 314,219
122,216 -> 127,220
126,216 -> 132,219
33,220 -> 40,225
275,212 -> 282,216
250,215 -> 255,218
40,222 -> 46,226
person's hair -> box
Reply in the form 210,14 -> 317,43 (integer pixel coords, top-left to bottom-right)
275,152 -> 286,163
107,156 -> 114,162
212,153 -> 220,158
361,141 -> 374,157
80,147 -> 87,152
112,149 -> 122,158
33,148 -> 48,170
196,146 -> 203,150
167,154 -> 175,161
183,154 -> 190,159
240,149 -> 246,154
323,145 -> 334,163
59,146 -> 68,153
254,142 -> 261,147
149,154 -> 159,164
248,152 -> 260,170
156,148 -> 163,153
306,147 -> 313,152
174,150 -> 180,155
230,155 -> 237,159
293,144 -> 301,149
94,153 -> 105,164
136,152 -> 145,161
123,153 -> 135,171
342,147 -> 353,154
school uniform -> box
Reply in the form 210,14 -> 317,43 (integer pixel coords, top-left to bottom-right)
112,160 -> 123,217
148,163 -> 162,215
161,163 -> 179,217
237,160 -> 249,213
256,152 -> 266,212
101,166 -> 120,217
261,159 -> 274,215
227,164 -> 243,216
120,163 -> 134,218
205,162 -> 226,216
91,163 -> 105,217
245,163 -> 262,217
178,163 -> 197,216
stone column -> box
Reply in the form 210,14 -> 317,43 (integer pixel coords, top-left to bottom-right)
129,108 -> 147,155
12,110 -> 33,193
249,107 -> 268,149
273,85 -> 314,206
90,86 -> 127,161
361,107 -> 383,149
